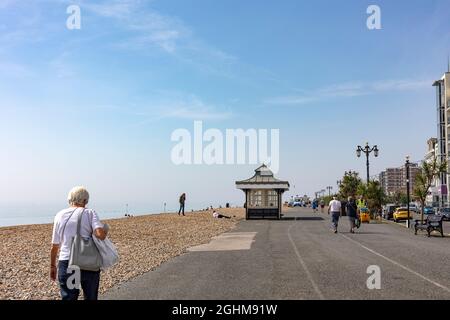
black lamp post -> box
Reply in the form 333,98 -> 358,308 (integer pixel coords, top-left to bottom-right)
345,170 -> 358,177
327,186 -> 333,196
357,142 -> 379,183
405,155 -> 411,228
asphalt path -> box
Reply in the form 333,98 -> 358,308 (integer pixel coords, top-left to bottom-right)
103,207 -> 450,300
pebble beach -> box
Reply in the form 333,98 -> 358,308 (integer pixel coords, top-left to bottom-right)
0,208 -> 244,300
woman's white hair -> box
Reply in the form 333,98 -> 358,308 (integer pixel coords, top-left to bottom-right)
67,186 -> 90,206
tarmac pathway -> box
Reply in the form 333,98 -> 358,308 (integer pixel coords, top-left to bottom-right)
102,207 -> 450,300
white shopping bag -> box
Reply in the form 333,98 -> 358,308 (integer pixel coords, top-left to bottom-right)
93,236 -> 119,270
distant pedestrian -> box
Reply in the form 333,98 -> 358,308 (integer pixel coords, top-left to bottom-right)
178,193 -> 186,216
312,199 -> 318,212
212,210 -> 231,219
346,196 -> 358,233
376,208 -> 382,221
320,199 -> 325,213
356,196 -> 366,210
328,196 -> 341,234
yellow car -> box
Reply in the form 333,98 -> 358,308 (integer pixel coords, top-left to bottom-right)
393,207 -> 413,222
359,207 -> 370,223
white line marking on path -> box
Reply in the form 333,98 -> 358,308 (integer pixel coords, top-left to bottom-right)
287,223 -> 325,300
341,234 -> 450,294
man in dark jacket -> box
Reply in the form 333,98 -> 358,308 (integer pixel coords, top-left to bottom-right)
346,196 -> 358,233
178,193 -> 186,216
340,199 -> 347,217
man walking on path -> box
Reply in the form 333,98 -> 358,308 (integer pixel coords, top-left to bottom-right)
346,196 -> 358,233
328,196 -> 341,234
178,193 -> 186,216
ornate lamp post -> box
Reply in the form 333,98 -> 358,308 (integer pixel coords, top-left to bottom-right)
357,142 -> 379,183
326,186 -> 333,196
345,170 -> 358,177
405,155 -> 411,228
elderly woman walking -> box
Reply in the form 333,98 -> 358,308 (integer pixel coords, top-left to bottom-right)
50,186 -> 108,300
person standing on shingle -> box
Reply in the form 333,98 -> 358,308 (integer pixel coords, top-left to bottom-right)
178,193 -> 186,216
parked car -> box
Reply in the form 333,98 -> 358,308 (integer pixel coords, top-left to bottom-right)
293,201 -> 303,207
393,207 -> 413,223
383,204 -> 399,220
423,207 -> 435,215
409,203 -> 418,213
438,207 -> 450,221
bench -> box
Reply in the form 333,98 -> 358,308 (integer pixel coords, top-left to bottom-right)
414,215 -> 444,237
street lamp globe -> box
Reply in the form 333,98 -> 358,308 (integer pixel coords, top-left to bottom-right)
356,149 -> 361,158
374,146 -> 379,157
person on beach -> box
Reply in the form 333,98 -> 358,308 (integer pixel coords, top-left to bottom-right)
346,196 -> 359,233
50,186 -> 108,300
328,196 -> 341,234
212,210 -> 231,219
178,193 -> 186,216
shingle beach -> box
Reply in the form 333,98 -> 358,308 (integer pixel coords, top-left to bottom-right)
0,208 -> 245,300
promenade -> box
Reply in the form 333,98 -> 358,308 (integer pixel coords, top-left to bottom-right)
103,206 -> 450,300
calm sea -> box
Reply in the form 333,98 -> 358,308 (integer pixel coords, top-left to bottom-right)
0,201 -> 230,227
0,204 -> 171,227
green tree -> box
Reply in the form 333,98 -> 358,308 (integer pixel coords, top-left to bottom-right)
413,156 -> 447,223
339,172 -> 362,199
357,181 -> 386,215
388,190 -> 408,205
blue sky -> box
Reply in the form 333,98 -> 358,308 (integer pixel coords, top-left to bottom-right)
1,0 -> 450,218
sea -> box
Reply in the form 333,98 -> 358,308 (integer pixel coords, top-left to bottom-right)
0,201 -> 233,227
0,204 -> 170,227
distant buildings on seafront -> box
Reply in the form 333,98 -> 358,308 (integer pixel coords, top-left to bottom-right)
378,70 -> 450,207
379,164 -> 420,196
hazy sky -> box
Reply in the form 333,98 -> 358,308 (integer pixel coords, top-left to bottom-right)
1,0 -> 449,213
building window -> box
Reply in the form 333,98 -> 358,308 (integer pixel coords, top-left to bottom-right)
249,190 -> 263,207
267,190 -> 278,207
248,190 -> 278,208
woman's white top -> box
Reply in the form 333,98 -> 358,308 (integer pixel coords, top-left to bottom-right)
51,207 -> 103,261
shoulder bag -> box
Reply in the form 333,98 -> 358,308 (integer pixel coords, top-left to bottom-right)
69,208 -> 102,272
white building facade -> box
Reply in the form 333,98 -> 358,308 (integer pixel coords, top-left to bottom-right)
433,72 -> 450,207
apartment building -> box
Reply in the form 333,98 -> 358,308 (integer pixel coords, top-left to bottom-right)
425,138 -> 440,206
432,71 -> 450,206
379,163 -> 419,196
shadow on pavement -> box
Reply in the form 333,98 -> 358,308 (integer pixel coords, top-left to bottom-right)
281,217 -> 325,221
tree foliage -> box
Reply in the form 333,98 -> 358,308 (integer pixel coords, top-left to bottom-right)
339,172 -> 362,199
413,156 -> 447,223
387,190 -> 408,205
357,180 -> 386,213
